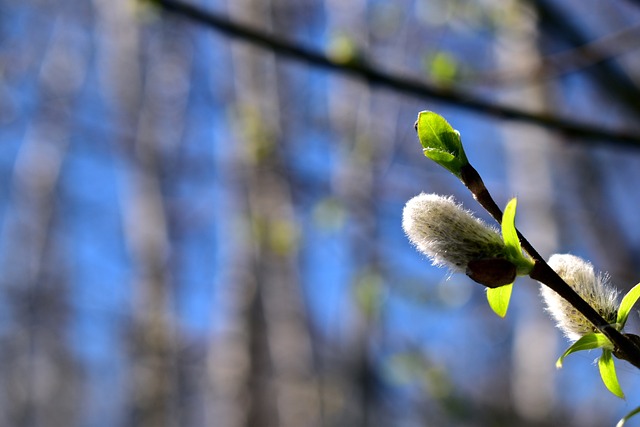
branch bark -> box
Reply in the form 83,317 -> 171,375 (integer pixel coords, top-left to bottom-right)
461,163 -> 640,369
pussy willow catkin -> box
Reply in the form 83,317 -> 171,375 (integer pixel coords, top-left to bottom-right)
402,193 -> 507,272
540,254 -> 618,341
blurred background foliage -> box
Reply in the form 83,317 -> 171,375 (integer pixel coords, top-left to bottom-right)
3,0 -> 640,426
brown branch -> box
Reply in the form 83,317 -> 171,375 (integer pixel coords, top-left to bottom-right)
460,163 -> 640,369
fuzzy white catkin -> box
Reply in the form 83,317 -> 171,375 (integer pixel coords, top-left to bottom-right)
402,193 -> 506,272
540,254 -> 619,341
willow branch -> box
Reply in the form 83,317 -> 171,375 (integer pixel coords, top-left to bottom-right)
460,164 -> 640,368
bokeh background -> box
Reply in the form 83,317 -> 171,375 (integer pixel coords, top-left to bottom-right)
4,0 -> 640,426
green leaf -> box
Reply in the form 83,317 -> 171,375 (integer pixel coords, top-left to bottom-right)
556,333 -> 613,368
415,111 -> 468,178
617,405 -> 640,427
355,270 -> 384,319
327,34 -> 361,66
422,148 -> 456,164
427,51 -> 458,85
599,349 -> 625,399
486,283 -> 513,318
617,283 -> 640,328
500,198 -> 534,275
501,198 -> 520,258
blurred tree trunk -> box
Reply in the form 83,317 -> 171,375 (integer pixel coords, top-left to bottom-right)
494,0 -> 558,422
206,1 -> 321,427
324,2 -> 402,424
560,150 -> 638,286
323,4 -> 374,424
0,13 -> 85,427
92,1 -> 183,426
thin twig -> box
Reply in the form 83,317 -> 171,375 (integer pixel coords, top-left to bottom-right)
464,21 -> 640,87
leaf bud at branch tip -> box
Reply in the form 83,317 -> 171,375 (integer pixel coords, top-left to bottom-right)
414,111 -> 469,178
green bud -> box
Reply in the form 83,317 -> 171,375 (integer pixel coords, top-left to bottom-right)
414,111 -> 469,178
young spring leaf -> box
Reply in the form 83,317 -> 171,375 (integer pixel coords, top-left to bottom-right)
599,349 -> 625,399
414,111 -> 468,178
617,283 -> 640,328
486,283 -> 513,318
500,198 -> 534,275
556,333 -> 613,368
422,148 -> 456,165
617,405 -> 640,427
501,198 -> 520,258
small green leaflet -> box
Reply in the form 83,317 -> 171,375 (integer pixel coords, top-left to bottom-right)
617,405 -> 640,427
599,349 -> 625,399
556,333 -> 613,368
501,198 -> 520,259
501,198 -> 534,274
486,283 -> 513,318
422,148 -> 456,169
485,198 -> 533,318
617,283 -> 640,328
415,111 -> 468,178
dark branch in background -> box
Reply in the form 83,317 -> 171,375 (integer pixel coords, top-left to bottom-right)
149,0 -> 640,148
465,22 -> 640,86
531,0 -> 640,114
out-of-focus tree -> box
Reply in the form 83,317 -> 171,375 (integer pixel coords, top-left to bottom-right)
0,6 -> 85,427
4,0 -> 640,426
206,1 -> 322,426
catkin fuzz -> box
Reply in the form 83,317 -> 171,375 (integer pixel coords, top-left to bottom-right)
402,193 -> 507,272
540,254 -> 618,341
